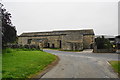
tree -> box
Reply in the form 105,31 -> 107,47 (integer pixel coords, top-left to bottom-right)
95,36 -> 113,49
1,3 -> 17,48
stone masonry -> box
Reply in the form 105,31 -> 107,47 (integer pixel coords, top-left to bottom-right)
18,29 -> 95,50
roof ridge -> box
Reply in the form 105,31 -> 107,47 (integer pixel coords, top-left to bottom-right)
21,29 -> 93,34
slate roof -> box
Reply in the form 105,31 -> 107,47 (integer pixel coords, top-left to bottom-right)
19,29 -> 94,37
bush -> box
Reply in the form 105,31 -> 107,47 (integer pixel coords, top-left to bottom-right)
5,44 -> 41,52
2,47 -> 41,54
29,45 -> 36,49
3,48 -> 15,53
31,48 -> 37,51
24,45 -> 30,49
95,36 -> 113,49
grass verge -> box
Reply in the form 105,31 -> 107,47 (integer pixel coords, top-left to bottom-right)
59,50 -> 83,52
43,48 -> 83,52
109,61 -> 120,77
2,48 -> 57,78
43,48 -> 60,50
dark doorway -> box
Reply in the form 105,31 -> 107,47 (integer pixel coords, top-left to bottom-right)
90,44 -> 93,49
47,43 -> 50,48
59,40 -> 62,48
75,43 -> 77,50
27,39 -> 32,44
52,44 -> 55,48
70,43 -> 73,50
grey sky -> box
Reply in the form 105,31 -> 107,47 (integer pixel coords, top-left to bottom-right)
2,0 -> 119,35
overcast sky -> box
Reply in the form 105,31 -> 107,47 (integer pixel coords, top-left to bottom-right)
2,0 -> 119,35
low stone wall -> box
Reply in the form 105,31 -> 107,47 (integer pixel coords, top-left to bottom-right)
93,48 -> 116,53
6,44 -> 40,50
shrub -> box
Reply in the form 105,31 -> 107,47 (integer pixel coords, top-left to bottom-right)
31,48 -> 36,51
3,48 -> 15,53
5,44 -> 41,51
22,48 -> 29,51
95,36 -> 113,49
24,45 -> 30,49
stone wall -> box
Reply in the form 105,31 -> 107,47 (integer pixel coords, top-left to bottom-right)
18,37 -> 29,45
18,29 -> 94,50
83,35 -> 94,49
93,49 -> 116,53
61,33 -> 83,50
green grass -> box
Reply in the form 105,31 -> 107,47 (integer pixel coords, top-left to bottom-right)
109,61 -> 120,75
2,48 -> 56,78
43,48 -> 83,52
43,48 -> 60,50
0,53 -> 2,79
60,49 -> 83,52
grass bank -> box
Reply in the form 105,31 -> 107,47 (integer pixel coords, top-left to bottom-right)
2,48 -> 57,78
109,61 -> 120,76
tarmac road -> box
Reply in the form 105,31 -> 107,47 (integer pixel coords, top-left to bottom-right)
41,49 -> 119,78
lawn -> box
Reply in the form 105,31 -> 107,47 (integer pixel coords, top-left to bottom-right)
109,61 -> 120,76
2,48 -> 57,78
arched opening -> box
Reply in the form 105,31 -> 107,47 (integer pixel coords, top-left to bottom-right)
90,44 -> 93,49
52,44 -> 55,48
47,43 -> 50,48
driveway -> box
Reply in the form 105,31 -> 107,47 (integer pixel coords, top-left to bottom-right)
41,49 -> 119,78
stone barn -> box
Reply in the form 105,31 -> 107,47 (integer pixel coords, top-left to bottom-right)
18,29 -> 95,50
